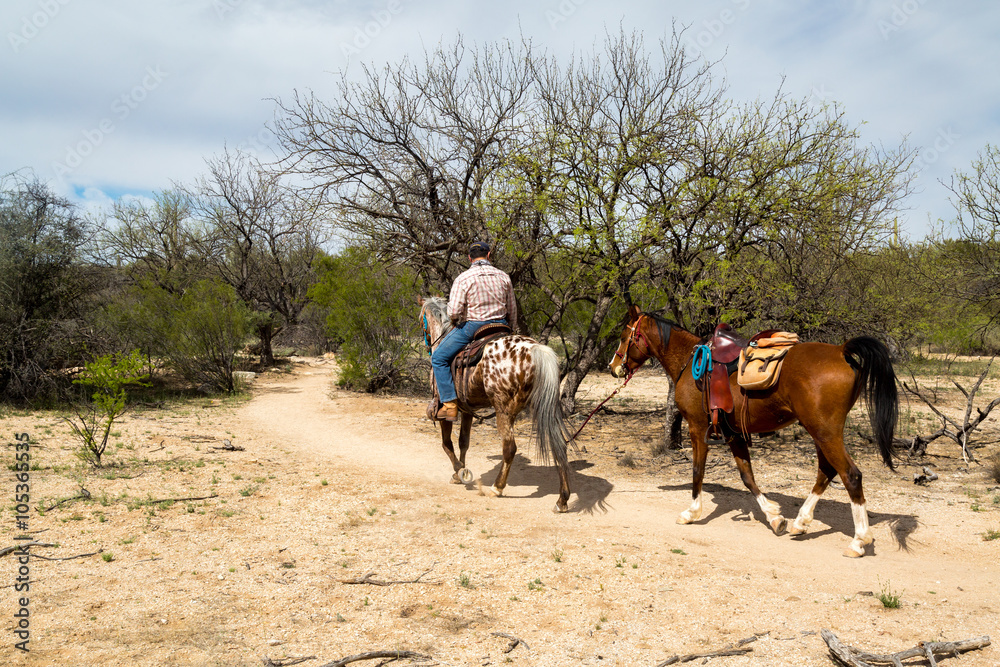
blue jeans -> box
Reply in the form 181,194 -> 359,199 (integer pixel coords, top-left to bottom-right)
432,319 -> 507,403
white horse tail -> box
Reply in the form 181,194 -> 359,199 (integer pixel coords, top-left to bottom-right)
529,344 -> 570,469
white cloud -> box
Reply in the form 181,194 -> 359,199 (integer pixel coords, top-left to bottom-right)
2,0 -> 998,237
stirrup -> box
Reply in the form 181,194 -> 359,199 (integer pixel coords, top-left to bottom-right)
704,425 -> 725,445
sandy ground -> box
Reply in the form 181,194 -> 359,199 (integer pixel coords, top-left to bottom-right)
1,358 -> 998,666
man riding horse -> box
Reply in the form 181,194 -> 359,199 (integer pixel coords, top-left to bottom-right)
432,241 -> 517,422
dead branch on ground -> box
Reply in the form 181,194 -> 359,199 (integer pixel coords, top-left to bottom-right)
491,631 -> 529,653
261,656 -> 316,666
340,563 -> 439,586
0,542 -> 59,558
913,466 -> 939,485
43,487 -> 91,511
148,493 -> 219,504
211,439 -> 245,451
902,358 -> 1000,463
822,628 -> 990,666
316,650 -> 433,667
655,635 -> 757,665
30,548 -> 104,561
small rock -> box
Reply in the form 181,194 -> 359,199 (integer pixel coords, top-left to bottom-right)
267,639 -> 283,646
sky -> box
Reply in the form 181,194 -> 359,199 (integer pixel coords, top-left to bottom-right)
2,0 -> 998,239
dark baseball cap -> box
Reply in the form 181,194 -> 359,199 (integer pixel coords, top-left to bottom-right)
469,241 -> 490,254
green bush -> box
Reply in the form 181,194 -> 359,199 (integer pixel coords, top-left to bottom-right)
66,350 -> 149,466
0,176 -> 93,400
309,248 -> 421,392
109,279 -> 256,392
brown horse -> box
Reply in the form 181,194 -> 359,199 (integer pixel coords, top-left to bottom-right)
609,305 -> 899,557
419,297 -> 573,512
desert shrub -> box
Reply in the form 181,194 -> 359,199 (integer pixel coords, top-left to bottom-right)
67,350 -> 149,466
0,176 -> 95,400
109,279 -> 256,392
309,247 -> 421,392
989,452 -> 1000,484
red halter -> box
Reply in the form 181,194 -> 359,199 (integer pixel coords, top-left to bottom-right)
611,315 -> 652,374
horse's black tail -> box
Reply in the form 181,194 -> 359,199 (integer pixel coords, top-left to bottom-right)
528,344 -> 570,469
844,336 -> 899,470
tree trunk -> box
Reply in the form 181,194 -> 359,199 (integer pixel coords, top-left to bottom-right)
663,378 -> 684,450
559,293 -> 615,414
257,321 -> 275,367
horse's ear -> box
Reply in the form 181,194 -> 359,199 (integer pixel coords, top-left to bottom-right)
417,296 -> 425,306
628,304 -> 642,320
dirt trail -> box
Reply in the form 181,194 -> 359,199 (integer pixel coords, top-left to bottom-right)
234,360 -> 1000,666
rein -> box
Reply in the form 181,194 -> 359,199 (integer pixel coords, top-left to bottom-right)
570,369 -> 635,441
421,313 -> 450,356
573,313 -> 651,439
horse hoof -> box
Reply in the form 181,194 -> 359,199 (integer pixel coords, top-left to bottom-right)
676,514 -> 692,525
770,517 -> 788,536
458,468 -> 474,484
788,524 -> 806,536
842,547 -> 864,558
553,502 -> 568,514
488,485 -> 503,498
450,474 -> 463,484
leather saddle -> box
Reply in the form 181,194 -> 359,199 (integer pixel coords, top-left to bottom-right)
699,323 -> 747,444
452,323 -> 513,369
707,323 -> 746,415
699,324 -> 798,443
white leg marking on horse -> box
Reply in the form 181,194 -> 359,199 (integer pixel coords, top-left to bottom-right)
755,494 -> 782,522
756,493 -> 787,534
678,493 -> 702,524
844,502 -> 873,557
489,485 -> 503,498
791,492 -> 821,534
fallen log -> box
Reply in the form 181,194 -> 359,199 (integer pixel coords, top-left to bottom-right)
822,628 -> 991,666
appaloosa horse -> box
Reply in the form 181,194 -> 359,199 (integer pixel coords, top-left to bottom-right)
419,297 -> 573,512
610,305 -> 899,557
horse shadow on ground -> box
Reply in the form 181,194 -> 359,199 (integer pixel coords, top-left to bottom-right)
658,481 -> 920,553
471,454 -> 614,514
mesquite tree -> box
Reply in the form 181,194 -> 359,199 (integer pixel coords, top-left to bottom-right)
276,29 -> 915,411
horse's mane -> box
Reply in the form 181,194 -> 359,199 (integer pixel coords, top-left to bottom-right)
645,311 -> 681,343
423,297 -> 453,334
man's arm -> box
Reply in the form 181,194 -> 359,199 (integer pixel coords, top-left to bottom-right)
505,277 -> 518,332
447,274 -> 467,325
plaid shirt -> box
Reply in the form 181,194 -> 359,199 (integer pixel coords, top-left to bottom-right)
448,259 -> 517,325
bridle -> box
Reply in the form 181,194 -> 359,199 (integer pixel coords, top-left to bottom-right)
610,314 -> 652,374
421,312 -> 450,356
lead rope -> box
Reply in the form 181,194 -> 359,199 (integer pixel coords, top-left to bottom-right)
570,370 -> 635,441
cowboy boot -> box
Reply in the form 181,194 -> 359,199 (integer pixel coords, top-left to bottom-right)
436,401 -> 458,422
